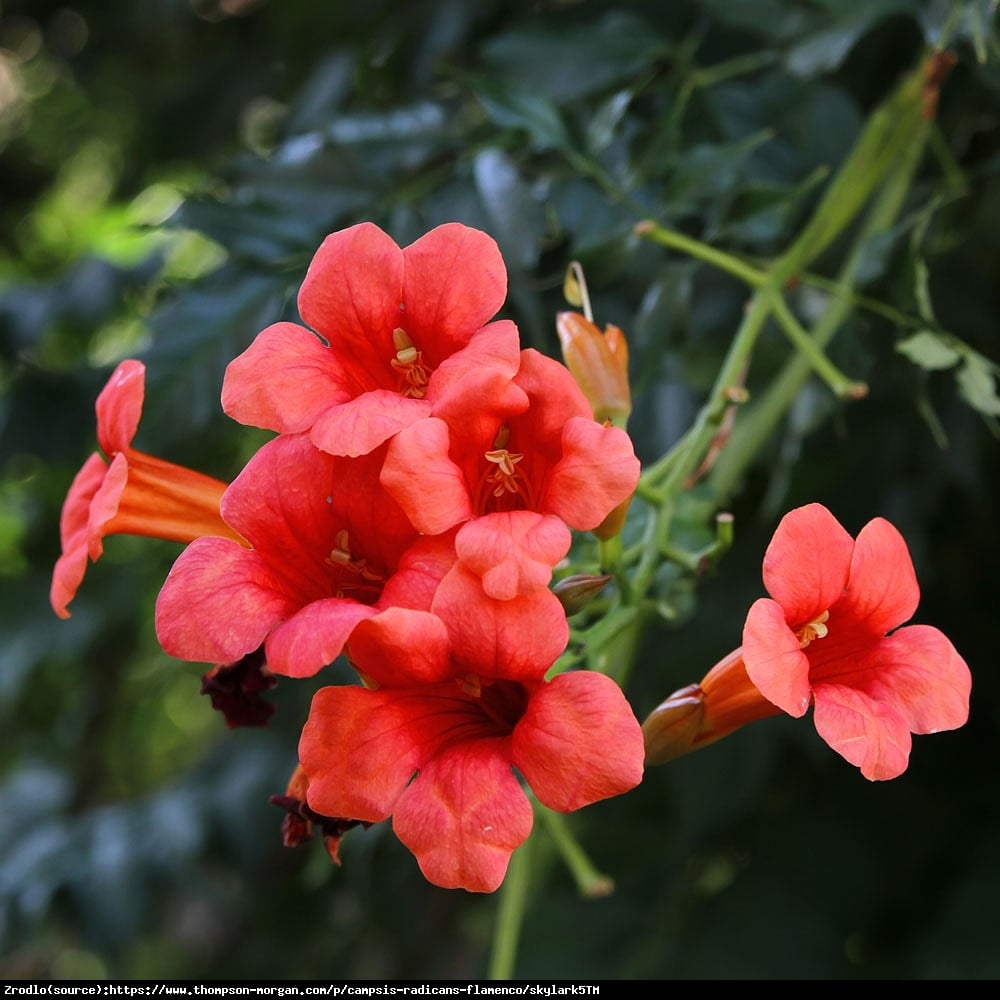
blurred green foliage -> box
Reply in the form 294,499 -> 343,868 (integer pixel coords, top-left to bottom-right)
2,0 -> 999,980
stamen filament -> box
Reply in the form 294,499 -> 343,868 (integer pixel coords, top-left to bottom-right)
390,327 -> 431,398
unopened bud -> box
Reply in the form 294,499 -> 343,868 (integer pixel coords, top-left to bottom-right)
642,649 -> 784,766
557,312 -> 632,428
641,684 -> 706,765
552,573 -> 613,616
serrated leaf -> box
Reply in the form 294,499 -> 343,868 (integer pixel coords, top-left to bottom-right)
896,330 -> 962,371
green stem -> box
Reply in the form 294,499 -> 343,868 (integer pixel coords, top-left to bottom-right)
708,102 -> 932,503
656,292 -> 772,498
535,803 -> 615,899
487,835 -> 533,980
779,62 -> 925,272
635,220 -> 768,289
767,290 -> 869,399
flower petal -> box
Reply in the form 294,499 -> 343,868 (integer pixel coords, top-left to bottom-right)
761,503 -> 854,626
376,532 -> 459,612
837,516 -> 920,637
309,389 -> 432,457
742,597 -> 813,717
222,322 -> 348,434
512,348 -> 592,433
543,417 -> 640,530
347,607 -> 453,687
428,320 -> 528,419
382,418 -> 471,535
400,223 -> 508,358
300,685 -> 426,823
297,222 -> 403,352
86,452 -> 129,559
155,537 -> 295,664
513,671 -> 644,812
454,511 -> 571,600
50,453 -> 109,618
222,434 -> 415,577
851,624 -> 971,734
392,738 -> 533,893
95,360 -> 145,455
265,599 -> 378,678
433,561 -> 569,680
812,682 -> 912,781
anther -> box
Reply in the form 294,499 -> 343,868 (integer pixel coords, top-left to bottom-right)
390,328 -> 430,398
797,610 -> 830,649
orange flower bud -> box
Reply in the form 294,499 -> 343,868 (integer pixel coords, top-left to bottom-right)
641,648 -> 782,765
556,311 -> 632,428
641,683 -> 706,766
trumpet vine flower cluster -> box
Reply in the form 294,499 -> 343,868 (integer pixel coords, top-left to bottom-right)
53,222 -> 645,893
52,221 -> 972,895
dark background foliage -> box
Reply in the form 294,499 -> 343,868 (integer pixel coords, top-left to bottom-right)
1,0 -> 998,980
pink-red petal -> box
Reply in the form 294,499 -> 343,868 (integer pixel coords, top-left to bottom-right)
265,599 -> 378,678
812,682 -> 912,781
743,597 -> 813,717
512,671 -> 644,812
837,516 -> 920,637
309,389 -> 432,458
400,224 -> 508,359
382,417 -> 471,535
455,511 -> 570,600
95,359 -> 145,455
375,532 -> 459,613
432,561 -> 569,681
300,686 -> 426,823
543,417 -> 640,529
86,453 -> 129,559
392,738 -> 533,893
297,222 -> 404,351
155,537 -> 295,664
427,321 -> 528,418
513,349 -> 593,435
852,624 -> 971,734
347,607 -> 453,687
222,322 -> 350,434
761,504 -> 854,626
51,453 -> 109,618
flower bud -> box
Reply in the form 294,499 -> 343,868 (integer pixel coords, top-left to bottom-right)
641,684 -> 706,765
642,649 -> 782,766
557,311 -> 632,428
552,573 -> 612,616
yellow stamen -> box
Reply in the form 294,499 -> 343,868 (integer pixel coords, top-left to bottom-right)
482,425 -> 525,497
484,448 -> 524,497
456,673 -> 482,698
326,529 -> 385,597
326,529 -> 354,567
390,327 -> 430,398
796,610 -> 830,649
